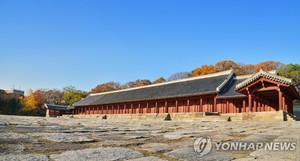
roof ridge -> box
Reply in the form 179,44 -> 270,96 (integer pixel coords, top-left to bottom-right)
216,69 -> 235,93
90,69 -> 233,96
235,74 -> 253,79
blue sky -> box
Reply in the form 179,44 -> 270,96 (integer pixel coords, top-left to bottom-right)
1,0 -> 300,92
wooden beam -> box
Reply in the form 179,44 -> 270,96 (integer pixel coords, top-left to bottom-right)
253,86 -> 280,93
238,78 -> 289,93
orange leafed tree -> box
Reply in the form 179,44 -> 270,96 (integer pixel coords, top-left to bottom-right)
153,77 -> 166,84
22,89 -> 37,114
90,82 -> 121,94
191,65 -> 219,76
123,79 -> 152,88
253,61 -> 284,72
215,60 -> 237,71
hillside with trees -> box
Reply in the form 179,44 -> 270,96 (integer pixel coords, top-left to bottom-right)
89,60 -> 292,94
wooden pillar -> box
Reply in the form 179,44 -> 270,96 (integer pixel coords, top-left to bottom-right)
213,96 -> 217,112
282,95 -> 286,112
248,94 -> 252,112
165,101 -> 168,113
175,99 -> 178,113
253,98 -> 256,112
242,99 -> 246,113
278,89 -> 283,111
138,103 -> 141,114
200,98 -> 203,112
257,99 -> 261,112
146,102 -> 149,113
124,104 -> 127,114
155,102 -> 158,113
187,99 -> 190,113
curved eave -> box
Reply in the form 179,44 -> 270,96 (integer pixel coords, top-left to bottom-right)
236,70 -> 292,91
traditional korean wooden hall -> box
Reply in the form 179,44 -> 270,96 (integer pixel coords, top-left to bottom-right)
73,69 -> 300,119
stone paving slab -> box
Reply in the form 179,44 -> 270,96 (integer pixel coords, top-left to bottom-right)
0,115 -> 299,161
0,154 -> 48,161
50,147 -> 144,161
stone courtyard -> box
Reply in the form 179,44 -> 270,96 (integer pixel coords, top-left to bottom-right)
0,114 -> 299,161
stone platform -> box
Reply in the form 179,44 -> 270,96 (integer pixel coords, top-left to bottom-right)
0,114 -> 299,161
61,111 -> 296,121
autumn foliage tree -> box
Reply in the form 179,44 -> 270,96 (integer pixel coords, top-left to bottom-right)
123,79 -> 152,88
191,65 -> 219,76
90,82 -> 121,94
21,89 -> 38,115
253,61 -> 284,72
153,77 -> 166,84
215,60 -> 238,71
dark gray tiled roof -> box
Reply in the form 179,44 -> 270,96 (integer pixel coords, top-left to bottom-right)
218,77 -> 248,98
74,70 -> 234,107
45,104 -> 73,110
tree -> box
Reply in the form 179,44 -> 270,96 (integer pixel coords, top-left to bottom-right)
33,89 -> 46,107
44,89 -> 65,105
215,60 -> 238,71
191,65 -> 218,77
63,86 -> 88,105
168,72 -> 190,81
21,89 -> 37,115
240,64 -> 255,75
90,82 -> 121,93
136,79 -> 152,86
122,79 -> 152,88
254,61 -> 284,72
153,77 -> 166,84
279,64 -> 300,91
